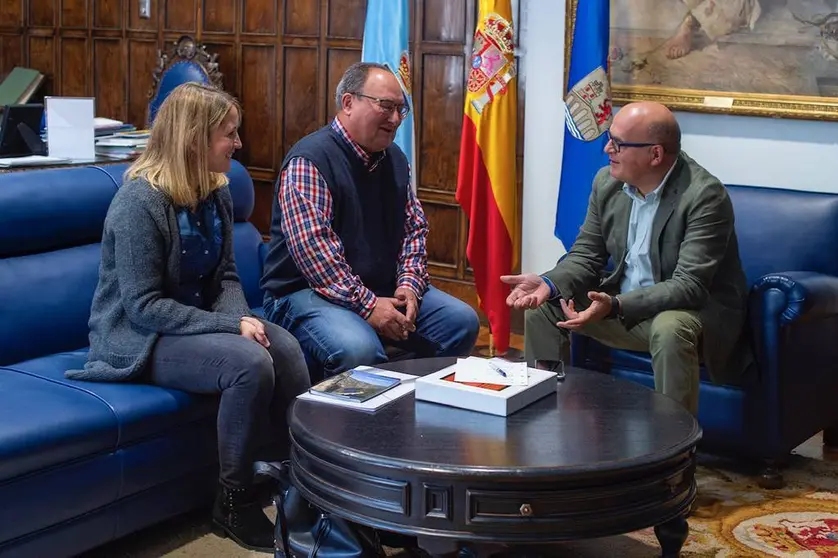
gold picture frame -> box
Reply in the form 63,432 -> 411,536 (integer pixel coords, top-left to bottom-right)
565,0 -> 838,121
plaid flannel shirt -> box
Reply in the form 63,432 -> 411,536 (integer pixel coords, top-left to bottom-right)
277,118 -> 429,319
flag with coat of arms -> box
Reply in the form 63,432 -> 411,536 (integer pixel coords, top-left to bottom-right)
554,0 -> 612,250
455,0 -> 518,354
361,0 -> 416,192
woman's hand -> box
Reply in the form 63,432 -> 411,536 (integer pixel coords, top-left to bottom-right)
240,316 -> 270,348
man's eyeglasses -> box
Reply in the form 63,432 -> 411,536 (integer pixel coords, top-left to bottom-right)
606,130 -> 657,153
354,93 -> 410,119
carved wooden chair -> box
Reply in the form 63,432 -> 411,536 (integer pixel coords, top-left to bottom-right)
146,35 -> 223,126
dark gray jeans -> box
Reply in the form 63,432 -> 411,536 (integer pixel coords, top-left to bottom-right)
145,320 -> 310,488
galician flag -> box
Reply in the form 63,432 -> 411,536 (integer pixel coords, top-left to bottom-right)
361,0 -> 416,191
554,0 -> 612,249
455,0 -> 518,354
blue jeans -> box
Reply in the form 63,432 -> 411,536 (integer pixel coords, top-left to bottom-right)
144,320 -> 311,488
263,286 -> 480,377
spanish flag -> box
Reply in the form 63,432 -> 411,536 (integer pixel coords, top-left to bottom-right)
455,0 -> 518,354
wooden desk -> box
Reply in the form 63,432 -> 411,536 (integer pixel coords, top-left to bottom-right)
0,154 -> 136,173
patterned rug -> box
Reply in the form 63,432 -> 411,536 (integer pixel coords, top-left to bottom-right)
629,452 -> 838,558
82,451 -> 838,557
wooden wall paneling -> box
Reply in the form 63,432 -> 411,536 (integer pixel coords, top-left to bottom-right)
164,0 -> 197,33
93,38 -> 125,120
29,0 -> 54,27
327,0 -> 365,40
128,0 -> 158,31
0,35 -> 25,73
417,53 -> 464,194
28,35 -> 54,94
1,0 -> 24,28
60,0 -> 87,28
423,200 -> 460,272
59,36 -> 88,95
202,40 -> 237,96
242,0 -> 277,35
422,0 -> 466,43
95,0 -> 122,29
282,46 -> 319,153
203,0 -> 236,34
239,44 -> 276,171
127,39 -> 158,127
284,0 -> 318,36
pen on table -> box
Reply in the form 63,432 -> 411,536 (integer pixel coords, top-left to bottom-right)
488,362 -> 507,378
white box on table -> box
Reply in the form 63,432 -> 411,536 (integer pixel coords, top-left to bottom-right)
414,363 -> 558,416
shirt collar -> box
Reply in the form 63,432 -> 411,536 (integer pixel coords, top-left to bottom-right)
622,160 -> 678,202
330,117 -> 386,170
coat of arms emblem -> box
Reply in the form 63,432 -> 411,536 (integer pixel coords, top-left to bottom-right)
564,66 -> 612,142
397,50 -> 412,94
467,12 -> 516,114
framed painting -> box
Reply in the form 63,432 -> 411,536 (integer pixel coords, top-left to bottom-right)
566,0 -> 838,120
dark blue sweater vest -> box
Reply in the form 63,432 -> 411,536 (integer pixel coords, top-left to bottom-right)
261,125 -> 410,300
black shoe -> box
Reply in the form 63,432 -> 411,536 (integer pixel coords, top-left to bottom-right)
211,483 -> 275,553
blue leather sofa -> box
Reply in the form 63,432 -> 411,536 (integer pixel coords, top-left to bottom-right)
0,160 -> 263,557
571,183 -> 838,487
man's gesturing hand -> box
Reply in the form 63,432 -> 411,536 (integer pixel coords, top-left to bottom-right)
366,297 -> 411,341
501,273 -> 552,310
556,291 -> 613,330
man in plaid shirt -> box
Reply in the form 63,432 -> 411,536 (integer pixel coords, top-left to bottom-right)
261,62 -> 479,378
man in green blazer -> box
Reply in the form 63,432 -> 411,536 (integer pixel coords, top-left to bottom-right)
503,102 -> 751,415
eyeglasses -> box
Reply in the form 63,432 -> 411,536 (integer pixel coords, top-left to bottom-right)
606,130 -> 657,153
354,93 -> 410,119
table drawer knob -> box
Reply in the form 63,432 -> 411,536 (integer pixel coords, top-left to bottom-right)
519,503 -> 533,517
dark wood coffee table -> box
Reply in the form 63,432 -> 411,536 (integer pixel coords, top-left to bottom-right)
288,357 -> 701,557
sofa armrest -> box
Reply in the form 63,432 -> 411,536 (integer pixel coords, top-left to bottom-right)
751,271 -> 838,325
749,271 -> 838,455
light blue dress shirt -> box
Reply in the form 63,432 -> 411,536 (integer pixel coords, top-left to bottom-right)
620,163 -> 676,294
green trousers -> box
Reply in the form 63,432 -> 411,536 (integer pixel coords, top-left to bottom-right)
524,303 -> 702,416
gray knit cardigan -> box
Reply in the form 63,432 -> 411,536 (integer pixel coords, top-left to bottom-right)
66,177 -> 254,382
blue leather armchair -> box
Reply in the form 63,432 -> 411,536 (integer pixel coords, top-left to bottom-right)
147,35 -> 223,126
571,183 -> 838,488
0,160 -> 262,557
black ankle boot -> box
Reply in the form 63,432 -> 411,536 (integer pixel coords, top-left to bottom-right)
211,484 -> 275,552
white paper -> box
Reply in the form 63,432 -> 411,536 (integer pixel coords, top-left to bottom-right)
453,356 -> 528,386
296,367 -> 417,413
46,97 -> 95,159
0,155 -> 69,167
93,117 -> 123,129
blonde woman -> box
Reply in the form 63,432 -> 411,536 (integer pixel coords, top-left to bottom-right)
67,82 -> 309,552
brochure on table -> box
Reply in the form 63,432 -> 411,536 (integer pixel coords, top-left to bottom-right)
297,366 -> 417,412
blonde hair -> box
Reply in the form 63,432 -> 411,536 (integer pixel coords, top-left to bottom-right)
127,82 -> 242,208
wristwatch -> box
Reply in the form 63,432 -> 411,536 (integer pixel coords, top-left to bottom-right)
608,295 -> 621,320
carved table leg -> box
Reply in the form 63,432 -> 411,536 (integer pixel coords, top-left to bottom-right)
654,515 -> 689,558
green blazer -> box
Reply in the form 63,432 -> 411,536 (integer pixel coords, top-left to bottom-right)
545,152 -> 752,385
